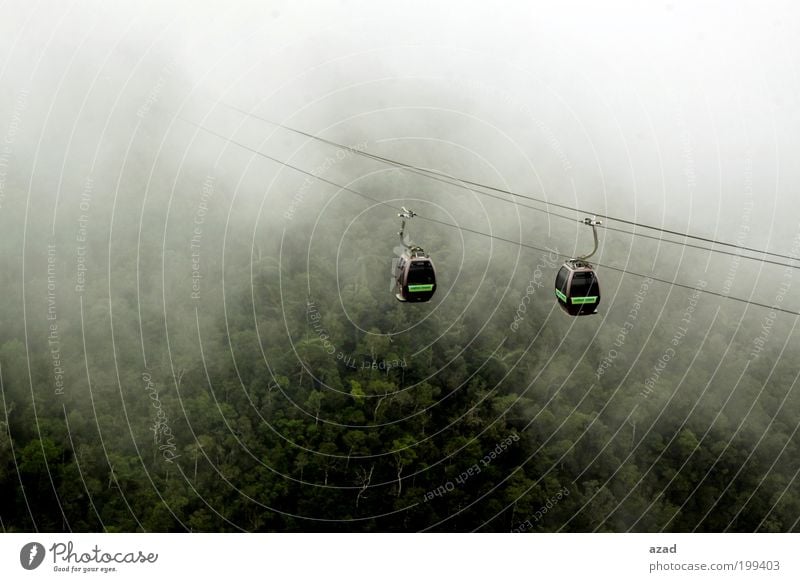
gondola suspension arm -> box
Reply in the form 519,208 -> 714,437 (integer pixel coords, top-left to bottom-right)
398,207 -> 417,250
577,217 -> 602,262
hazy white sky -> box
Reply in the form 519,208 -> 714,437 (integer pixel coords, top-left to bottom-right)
2,0 -> 799,251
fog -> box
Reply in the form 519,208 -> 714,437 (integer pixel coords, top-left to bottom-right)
4,1 -> 799,267
1,0 -> 800,532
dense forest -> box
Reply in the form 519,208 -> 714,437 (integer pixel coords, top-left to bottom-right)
2,8 -> 800,533
2,135 -> 799,532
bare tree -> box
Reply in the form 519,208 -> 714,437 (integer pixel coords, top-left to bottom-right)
355,464 -> 374,509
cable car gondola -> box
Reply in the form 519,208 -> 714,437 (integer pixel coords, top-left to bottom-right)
555,217 -> 602,316
394,208 -> 437,302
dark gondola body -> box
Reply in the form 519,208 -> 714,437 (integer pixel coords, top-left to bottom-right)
395,250 -> 437,302
555,260 -> 600,316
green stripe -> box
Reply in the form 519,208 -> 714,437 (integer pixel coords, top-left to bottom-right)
555,289 -> 567,302
408,284 -> 434,292
571,296 -> 598,304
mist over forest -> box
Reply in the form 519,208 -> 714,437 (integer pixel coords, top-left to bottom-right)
1,0 -> 800,532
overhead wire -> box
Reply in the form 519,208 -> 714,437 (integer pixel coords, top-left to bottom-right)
217,101 -> 800,269
178,115 -> 800,318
